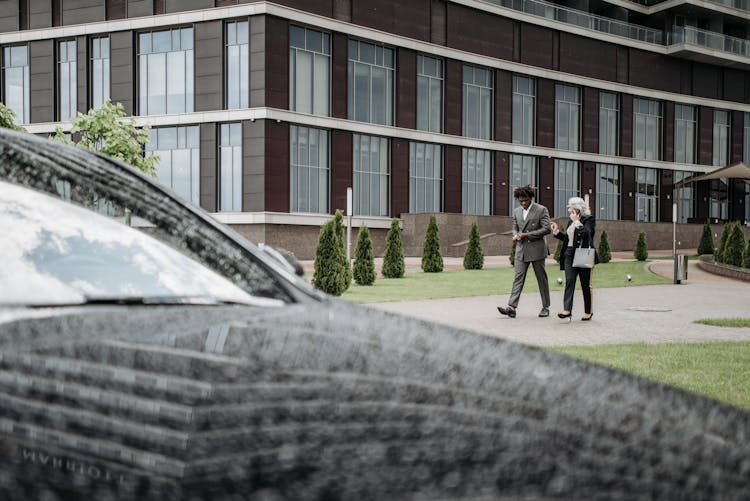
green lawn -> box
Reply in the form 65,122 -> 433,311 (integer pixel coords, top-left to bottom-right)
695,318 -> 750,328
553,342 -> 750,410
342,260 -> 670,303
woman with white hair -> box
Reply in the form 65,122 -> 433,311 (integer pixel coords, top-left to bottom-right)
550,197 -> 596,321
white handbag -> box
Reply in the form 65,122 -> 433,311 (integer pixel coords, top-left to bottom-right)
572,245 -> 596,269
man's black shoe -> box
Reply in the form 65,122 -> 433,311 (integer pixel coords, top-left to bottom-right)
539,307 -> 550,317
497,306 -> 517,318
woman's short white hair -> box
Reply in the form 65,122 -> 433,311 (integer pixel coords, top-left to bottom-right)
566,197 -> 591,217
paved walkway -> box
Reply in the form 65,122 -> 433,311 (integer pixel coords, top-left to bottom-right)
365,253 -> 750,347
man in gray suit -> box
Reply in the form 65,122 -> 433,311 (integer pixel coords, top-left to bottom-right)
498,186 -> 551,318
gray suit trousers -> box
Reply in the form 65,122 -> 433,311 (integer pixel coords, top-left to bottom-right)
508,259 -> 550,309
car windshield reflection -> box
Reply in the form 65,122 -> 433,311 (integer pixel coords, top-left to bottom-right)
0,181 -> 281,308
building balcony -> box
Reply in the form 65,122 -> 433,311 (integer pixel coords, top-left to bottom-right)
477,0 -> 750,67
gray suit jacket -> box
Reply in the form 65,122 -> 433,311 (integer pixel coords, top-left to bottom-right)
512,202 -> 551,262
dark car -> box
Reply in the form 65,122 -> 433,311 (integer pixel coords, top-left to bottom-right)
1,130 -> 750,500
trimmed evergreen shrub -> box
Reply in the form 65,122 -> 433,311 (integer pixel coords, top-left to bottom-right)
352,225 -> 376,285
716,223 -> 731,263
332,210 -> 353,286
463,222 -> 484,270
597,230 -> 612,264
634,231 -> 648,261
509,238 -> 517,266
421,216 -> 444,273
723,223 -> 746,267
553,223 -> 565,263
697,222 -> 715,255
382,219 -> 405,278
744,239 -> 750,269
312,213 -> 351,296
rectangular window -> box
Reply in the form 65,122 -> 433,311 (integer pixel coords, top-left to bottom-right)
353,134 -> 389,216
416,55 -> 442,133
635,167 -> 658,222
674,104 -> 696,164
226,21 -> 249,110
409,142 -> 443,212
710,178 -> 728,220
138,28 -> 194,116
462,148 -> 492,215
219,122 -> 242,212
555,84 -> 580,151
744,112 -> 750,164
554,159 -> 579,217
462,65 -> 492,140
90,37 -> 110,109
599,92 -> 618,155
348,40 -> 394,125
290,125 -> 329,214
509,154 -> 538,214
713,110 -> 730,167
673,170 -> 695,223
512,76 -> 535,145
596,164 -> 620,220
633,98 -> 662,160
744,182 -> 750,222
58,40 -> 76,121
2,45 -> 29,124
289,25 -> 330,116
146,126 -> 200,204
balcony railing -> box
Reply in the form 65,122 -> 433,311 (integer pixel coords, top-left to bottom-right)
479,0 -> 664,44
670,25 -> 750,58
478,0 -> 750,61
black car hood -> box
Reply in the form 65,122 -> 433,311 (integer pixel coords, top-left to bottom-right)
1,301 -> 749,500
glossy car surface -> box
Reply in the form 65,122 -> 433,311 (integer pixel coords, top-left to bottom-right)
1,130 -> 750,500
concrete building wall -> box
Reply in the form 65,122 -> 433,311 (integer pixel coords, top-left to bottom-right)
29,39 -> 54,122
0,1 -> 19,33
62,0 -> 105,25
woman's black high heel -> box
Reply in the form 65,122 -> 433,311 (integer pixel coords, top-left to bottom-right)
557,311 -> 572,319
581,313 -> 593,321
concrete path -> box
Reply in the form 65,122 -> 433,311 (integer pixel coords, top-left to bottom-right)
368,258 -> 750,347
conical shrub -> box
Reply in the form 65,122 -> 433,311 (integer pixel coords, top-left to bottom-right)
421,216 -> 443,272
743,239 -> 750,269
382,219 -> 405,278
352,226 -> 376,286
312,213 -> 351,296
509,238 -> 517,266
597,230 -> 612,264
463,222 -> 484,270
723,223 -> 746,267
634,231 -> 648,261
716,223 -> 731,263
697,222 -> 714,255
332,210 -> 352,286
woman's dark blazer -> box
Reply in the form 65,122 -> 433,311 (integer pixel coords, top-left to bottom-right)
552,215 -> 596,271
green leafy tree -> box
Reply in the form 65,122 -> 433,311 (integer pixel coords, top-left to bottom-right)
723,223 -> 746,267
382,219 -> 405,278
715,223 -> 731,263
597,230 -> 612,264
352,226 -> 376,286
509,238 -> 517,266
0,103 -> 24,131
421,216 -> 443,273
52,100 -> 157,176
312,212 -> 351,296
463,222 -> 484,270
743,239 -> 750,269
697,222 -> 715,255
634,231 -> 648,261
553,223 -> 565,263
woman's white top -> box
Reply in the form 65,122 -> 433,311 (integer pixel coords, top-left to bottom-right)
567,220 -> 581,244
